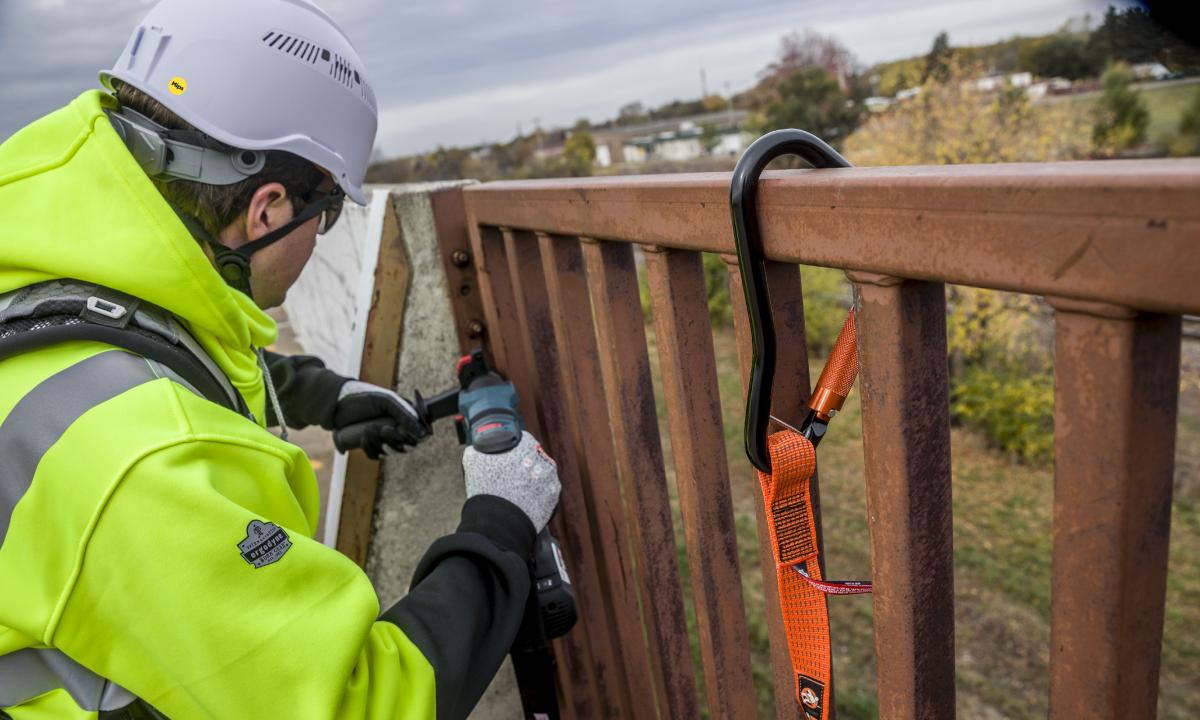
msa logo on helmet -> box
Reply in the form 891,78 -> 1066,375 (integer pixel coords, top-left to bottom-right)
168,76 -> 188,95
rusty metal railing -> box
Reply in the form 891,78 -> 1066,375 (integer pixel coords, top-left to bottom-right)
428,158 -> 1200,719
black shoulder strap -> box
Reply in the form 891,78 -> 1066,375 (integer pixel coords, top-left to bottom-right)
0,281 -> 247,417
0,323 -> 238,414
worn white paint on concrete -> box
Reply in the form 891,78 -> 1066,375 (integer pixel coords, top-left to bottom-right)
324,190 -> 388,547
282,189 -> 388,547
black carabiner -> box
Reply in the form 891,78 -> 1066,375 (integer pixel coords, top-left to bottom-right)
730,129 -> 852,474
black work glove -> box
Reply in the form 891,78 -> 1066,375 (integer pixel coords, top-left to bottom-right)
333,381 -> 432,458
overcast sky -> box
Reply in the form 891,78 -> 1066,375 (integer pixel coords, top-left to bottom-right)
0,0 -> 1130,158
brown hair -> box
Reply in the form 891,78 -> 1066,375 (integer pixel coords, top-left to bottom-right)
114,82 -> 324,239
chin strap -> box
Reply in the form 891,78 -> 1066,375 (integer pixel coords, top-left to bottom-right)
168,198 -> 331,300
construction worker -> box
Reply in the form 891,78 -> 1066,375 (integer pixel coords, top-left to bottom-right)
0,0 -> 561,718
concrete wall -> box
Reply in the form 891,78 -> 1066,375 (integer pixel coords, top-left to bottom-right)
284,182 -> 522,719
284,191 -> 385,377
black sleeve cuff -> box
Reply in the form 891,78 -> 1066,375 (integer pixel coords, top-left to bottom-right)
261,350 -> 349,429
457,495 -> 537,560
377,496 -> 535,719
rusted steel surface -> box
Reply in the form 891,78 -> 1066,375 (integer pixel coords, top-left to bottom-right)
464,223 -> 581,717
430,187 -> 487,350
644,247 -> 756,719
1047,300 -> 1180,720
502,229 -> 614,716
583,239 -> 700,719
727,261 -> 805,720
849,274 -> 955,720
463,160 -> 1200,316
464,223 -> 529,385
539,232 -> 647,716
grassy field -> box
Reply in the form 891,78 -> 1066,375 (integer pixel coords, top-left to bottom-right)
643,310 -> 1200,718
1052,78 -> 1200,149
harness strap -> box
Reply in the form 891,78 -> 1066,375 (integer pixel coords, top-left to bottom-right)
0,280 -> 249,419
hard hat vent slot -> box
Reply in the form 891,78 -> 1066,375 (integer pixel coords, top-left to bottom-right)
262,30 -> 326,67
260,29 -> 375,112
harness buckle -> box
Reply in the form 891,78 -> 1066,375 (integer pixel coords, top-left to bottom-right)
86,296 -> 127,320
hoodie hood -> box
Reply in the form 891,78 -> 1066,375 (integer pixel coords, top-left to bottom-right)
0,90 -> 276,423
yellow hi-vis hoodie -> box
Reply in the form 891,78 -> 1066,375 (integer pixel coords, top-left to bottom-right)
0,91 -> 536,719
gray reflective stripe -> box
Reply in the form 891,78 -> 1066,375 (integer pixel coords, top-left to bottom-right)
0,350 -> 158,544
0,648 -> 136,710
145,358 -> 204,399
0,279 -> 246,419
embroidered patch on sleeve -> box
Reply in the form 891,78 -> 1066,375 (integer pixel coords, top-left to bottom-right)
238,520 -> 292,568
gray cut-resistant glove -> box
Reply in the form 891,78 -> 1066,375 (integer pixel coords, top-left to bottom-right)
462,431 -> 561,532
333,381 -> 432,459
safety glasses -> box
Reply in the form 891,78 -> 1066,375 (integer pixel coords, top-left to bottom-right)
299,181 -> 345,235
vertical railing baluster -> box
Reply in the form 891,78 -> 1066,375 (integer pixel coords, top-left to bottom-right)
466,225 -> 533,392
1046,298 -> 1180,720
540,232 -> 648,716
583,239 -> 700,719
466,223 -> 579,717
848,272 -> 956,720
725,257 -> 806,720
503,228 -> 625,717
644,247 -> 756,719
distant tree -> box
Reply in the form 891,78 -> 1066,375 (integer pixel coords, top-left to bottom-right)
563,129 -> 596,176
1091,63 -> 1149,156
1027,33 -> 1095,79
750,29 -> 858,108
924,31 -> 953,82
649,98 -> 708,121
618,101 -> 647,125
699,123 -> 721,154
873,56 -> 925,96
845,61 -> 1090,165
1087,5 -> 1200,71
1173,91 -> 1200,156
760,67 -> 862,145
763,29 -> 856,83
700,94 -> 728,113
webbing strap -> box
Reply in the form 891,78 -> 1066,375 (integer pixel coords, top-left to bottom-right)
758,309 -> 871,719
758,430 -> 831,719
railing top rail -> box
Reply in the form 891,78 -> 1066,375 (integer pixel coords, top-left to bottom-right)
464,159 -> 1200,315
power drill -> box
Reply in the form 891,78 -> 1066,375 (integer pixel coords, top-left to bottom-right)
413,349 -> 579,652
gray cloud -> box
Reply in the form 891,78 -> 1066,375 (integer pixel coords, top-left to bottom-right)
1,0 -> 1123,156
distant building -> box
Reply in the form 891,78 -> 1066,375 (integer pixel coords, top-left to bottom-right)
595,144 -> 612,168
1131,63 -> 1170,81
1008,72 -> 1033,88
864,96 -> 892,112
971,76 -> 1003,92
1047,77 -> 1074,95
592,109 -> 751,167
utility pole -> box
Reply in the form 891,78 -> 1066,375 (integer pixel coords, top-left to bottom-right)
724,81 -> 734,129
700,66 -> 708,98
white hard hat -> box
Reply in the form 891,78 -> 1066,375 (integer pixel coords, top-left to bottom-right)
101,0 -> 378,205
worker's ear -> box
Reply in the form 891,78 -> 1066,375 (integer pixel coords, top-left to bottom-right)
241,182 -> 293,245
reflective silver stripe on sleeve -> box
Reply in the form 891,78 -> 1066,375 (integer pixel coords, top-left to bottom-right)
0,350 -> 158,544
0,647 -> 136,710
0,349 -> 155,710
